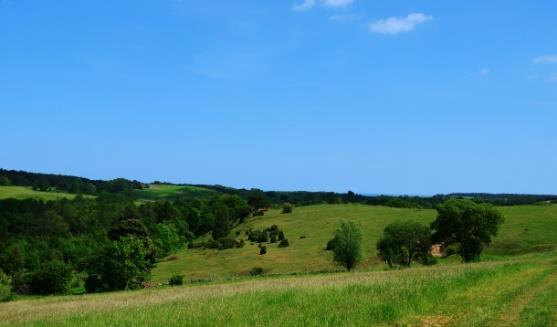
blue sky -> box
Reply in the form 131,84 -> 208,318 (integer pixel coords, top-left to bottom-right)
1,0 -> 556,195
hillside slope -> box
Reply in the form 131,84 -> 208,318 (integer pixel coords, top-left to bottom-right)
0,186 -> 94,201
152,204 -> 557,282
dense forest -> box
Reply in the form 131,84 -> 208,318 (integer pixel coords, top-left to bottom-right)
1,168 -> 556,297
0,193 -> 251,295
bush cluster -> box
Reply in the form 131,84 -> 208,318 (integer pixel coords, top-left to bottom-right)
246,225 -> 286,244
169,275 -> 184,286
249,267 -> 265,276
202,238 -> 245,250
282,202 -> 294,214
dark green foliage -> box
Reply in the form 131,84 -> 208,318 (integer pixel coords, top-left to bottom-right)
325,237 -> 337,251
431,199 -> 504,262
282,202 -> 293,214
203,238 -> 244,250
249,267 -> 265,276
85,235 -> 149,292
0,176 -> 10,186
247,225 -> 286,244
169,275 -> 184,286
278,239 -> 290,248
332,221 -> 363,271
252,209 -> 265,217
0,269 -> 13,302
247,190 -> 270,210
109,217 -> 149,242
211,204 -> 231,240
259,246 -> 267,255
377,221 -> 432,268
30,260 -> 72,295
152,223 -> 183,258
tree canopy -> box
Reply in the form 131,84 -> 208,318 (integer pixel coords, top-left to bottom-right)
332,221 -> 363,271
377,221 -> 432,267
431,199 -> 504,262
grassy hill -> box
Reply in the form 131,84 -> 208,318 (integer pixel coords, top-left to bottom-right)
2,251 -> 556,326
133,183 -> 216,201
0,186 -> 94,201
152,203 -> 557,283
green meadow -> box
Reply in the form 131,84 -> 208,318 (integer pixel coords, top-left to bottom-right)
2,251 -> 556,326
152,203 -> 557,282
0,186 -> 94,201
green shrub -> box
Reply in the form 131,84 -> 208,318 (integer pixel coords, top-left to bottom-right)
31,260 -> 72,295
0,269 -> 13,302
203,238 -> 244,250
249,267 -> 265,276
278,239 -> 290,248
282,202 -> 294,214
259,246 -> 267,255
169,275 -> 184,286
270,234 -> 277,243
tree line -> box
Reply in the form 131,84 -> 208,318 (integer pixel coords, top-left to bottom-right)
0,168 -> 144,194
2,168 -> 555,206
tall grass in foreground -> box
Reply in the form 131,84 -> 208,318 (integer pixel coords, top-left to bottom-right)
2,254 -> 556,326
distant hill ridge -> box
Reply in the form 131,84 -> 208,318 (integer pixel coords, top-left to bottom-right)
1,168 -> 556,206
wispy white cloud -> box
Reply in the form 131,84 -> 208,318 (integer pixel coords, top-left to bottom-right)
533,55 -> 557,64
323,0 -> 353,8
292,0 -> 316,12
478,68 -> 490,76
292,0 -> 353,12
329,13 -> 362,22
369,13 -> 432,35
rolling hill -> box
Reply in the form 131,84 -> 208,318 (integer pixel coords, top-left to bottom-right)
151,203 -> 557,282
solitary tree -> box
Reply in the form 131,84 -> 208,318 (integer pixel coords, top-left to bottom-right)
377,221 -> 432,268
431,199 -> 504,262
332,221 -> 363,271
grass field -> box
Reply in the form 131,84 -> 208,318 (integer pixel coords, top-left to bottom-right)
133,184 -> 215,201
0,186 -> 94,201
2,251 -> 556,326
152,203 -> 557,282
